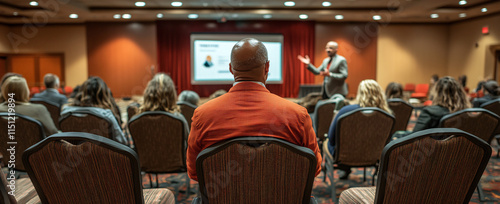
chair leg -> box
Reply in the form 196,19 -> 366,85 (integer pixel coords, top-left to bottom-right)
477,183 -> 488,202
185,173 -> 191,201
155,173 -> 159,188
363,167 -> 366,182
148,173 -> 153,188
372,165 -> 379,186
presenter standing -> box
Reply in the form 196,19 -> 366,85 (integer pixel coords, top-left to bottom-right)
298,41 -> 348,99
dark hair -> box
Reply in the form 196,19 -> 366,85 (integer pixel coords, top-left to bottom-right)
385,82 -> 403,99
431,74 -> 439,83
70,76 -> 120,117
431,76 -> 471,113
483,80 -> 500,96
458,75 -> 467,87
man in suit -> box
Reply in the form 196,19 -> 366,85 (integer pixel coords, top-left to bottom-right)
31,74 -> 67,107
298,41 -> 348,98
186,38 -> 322,181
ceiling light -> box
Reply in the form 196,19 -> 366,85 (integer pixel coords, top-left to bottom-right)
299,14 -> 308,19
322,1 -> 331,7
263,14 -> 272,19
459,0 -> 467,5
29,1 -> 38,6
430,14 -> 439,19
284,1 -> 295,6
113,14 -> 121,19
69,14 -> 78,19
135,1 -> 146,7
122,14 -> 132,19
459,13 -> 466,18
335,15 -> 344,20
188,14 -> 198,19
13,12 -> 18,16
373,15 -> 381,20
481,8 -> 487,12
171,1 -> 183,7
157,13 -> 163,18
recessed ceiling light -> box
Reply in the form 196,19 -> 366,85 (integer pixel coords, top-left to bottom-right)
13,12 -> 18,16
122,14 -> 132,19
284,1 -> 295,7
335,15 -> 344,20
29,1 -> 38,6
481,8 -> 487,12
113,14 -> 121,19
459,13 -> 466,18
299,14 -> 308,19
263,14 -> 272,19
430,14 -> 439,18
171,1 -> 183,7
459,0 -> 467,5
373,15 -> 381,20
157,13 -> 163,18
322,1 -> 331,7
69,14 -> 78,19
135,1 -> 146,7
188,14 -> 199,19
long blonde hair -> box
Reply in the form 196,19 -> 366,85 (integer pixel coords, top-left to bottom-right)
139,73 -> 179,113
431,76 -> 471,113
355,79 -> 392,114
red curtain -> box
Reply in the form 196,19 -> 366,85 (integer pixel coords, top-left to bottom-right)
156,20 -> 315,98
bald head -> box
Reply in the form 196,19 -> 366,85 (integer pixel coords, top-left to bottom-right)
229,38 -> 269,83
325,41 -> 338,57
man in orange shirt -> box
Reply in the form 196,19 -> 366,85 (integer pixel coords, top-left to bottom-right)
187,38 -> 322,181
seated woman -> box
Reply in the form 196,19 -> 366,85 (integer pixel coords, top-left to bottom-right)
326,79 -> 392,179
139,73 -> 181,115
178,90 -> 200,107
413,76 -> 471,132
472,80 -> 499,107
385,82 -> 404,100
61,76 -> 127,145
0,76 -> 58,136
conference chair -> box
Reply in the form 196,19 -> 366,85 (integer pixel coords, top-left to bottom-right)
339,128 -> 491,204
410,83 -> 430,100
128,111 -> 190,201
193,137 -> 318,204
127,102 -> 140,121
0,113 -> 45,172
323,108 -> 394,202
29,98 -> 61,129
438,108 -> 499,201
480,98 -> 500,157
22,132 -> 175,204
177,101 -> 197,130
387,99 -> 414,136
59,110 -> 115,140
0,170 -> 38,204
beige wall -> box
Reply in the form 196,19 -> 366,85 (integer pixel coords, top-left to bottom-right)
0,25 -> 11,53
448,14 -> 500,89
377,24 -> 449,89
8,25 -> 87,87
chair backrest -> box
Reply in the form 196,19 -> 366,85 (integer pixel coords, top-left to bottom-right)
128,111 -> 188,173
22,132 -> 144,204
0,170 -> 16,204
480,98 -> 500,135
439,108 -> 499,143
29,98 -> 61,129
403,83 -> 415,92
0,113 -> 45,171
177,101 -> 197,130
374,128 -> 491,204
414,83 -> 429,94
126,102 -> 140,121
387,99 -> 414,134
196,137 -> 316,204
59,111 -> 114,139
313,99 -> 337,141
335,108 -> 395,166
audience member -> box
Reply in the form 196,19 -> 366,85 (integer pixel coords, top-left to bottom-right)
61,76 -> 127,145
430,74 -> 439,86
413,76 -> 471,132
31,73 -> 68,107
186,38 -> 322,181
0,76 -> 58,136
458,75 -> 469,93
472,80 -> 500,107
178,90 -> 200,106
208,89 -> 227,100
0,73 -> 22,103
138,73 -> 180,114
385,82 -> 404,100
326,79 -> 391,179
68,85 -> 81,99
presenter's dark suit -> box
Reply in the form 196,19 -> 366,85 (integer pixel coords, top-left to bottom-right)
31,88 -> 67,107
307,54 -> 348,98
186,82 -> 322,181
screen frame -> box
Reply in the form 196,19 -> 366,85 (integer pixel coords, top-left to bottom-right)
190,33 -> 284,85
